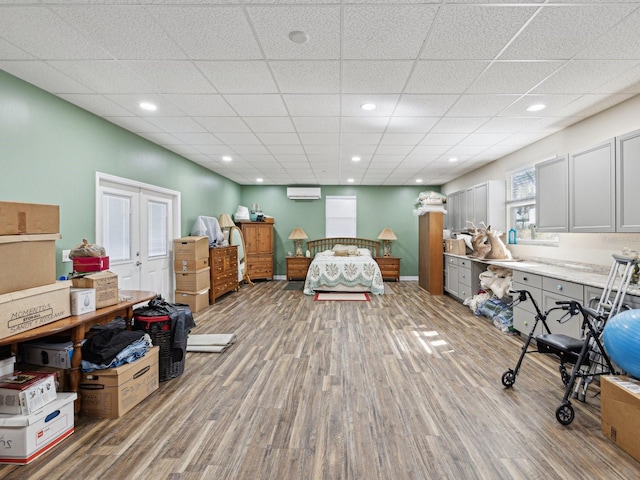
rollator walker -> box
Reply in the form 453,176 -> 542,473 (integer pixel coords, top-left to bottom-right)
501,254 -> 638,425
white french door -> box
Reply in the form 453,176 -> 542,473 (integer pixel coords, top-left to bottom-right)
96,173 -> 181,301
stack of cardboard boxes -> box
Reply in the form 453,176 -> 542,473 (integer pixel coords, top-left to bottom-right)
173,236 -> 210,313
0,201 -> 76,464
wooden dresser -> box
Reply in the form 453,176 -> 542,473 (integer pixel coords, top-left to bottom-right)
209,245 -> 238,303
286,256 -> 312,281
239,222 -> 274,280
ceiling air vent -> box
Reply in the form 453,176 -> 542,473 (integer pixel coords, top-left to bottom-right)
286,187 -> 322,200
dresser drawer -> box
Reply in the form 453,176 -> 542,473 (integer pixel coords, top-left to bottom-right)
542,277 -> 583,300
445,255 -> 459,267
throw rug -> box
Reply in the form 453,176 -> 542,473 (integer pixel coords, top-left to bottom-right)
314,292 -> 370,302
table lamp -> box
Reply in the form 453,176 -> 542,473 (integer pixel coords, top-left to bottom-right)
218,213 -> 235,242
377,228 -> 397,257
288,227 -> 308,257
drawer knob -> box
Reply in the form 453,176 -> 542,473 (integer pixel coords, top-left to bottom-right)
523,277 -> 527,281
557,285 -> 563,291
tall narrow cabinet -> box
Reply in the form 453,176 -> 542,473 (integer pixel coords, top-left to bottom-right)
238,221 -> 274,280
418,212 -> 444,295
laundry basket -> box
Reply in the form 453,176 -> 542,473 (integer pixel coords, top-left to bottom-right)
133,297 -> 194,382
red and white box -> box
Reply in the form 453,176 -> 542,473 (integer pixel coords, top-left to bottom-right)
0,371 -> 57,415
72,256 -> 110,273
0,392 -> 76,465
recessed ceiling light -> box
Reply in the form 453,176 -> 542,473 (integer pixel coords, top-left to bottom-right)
416,179 -> 423,183
222,156 -> 232,162
448,157 -> 458,163
288,31 -> 309,44
347,178 -> 354,183
527,103 -> 546,112
256,178 -> 263,183
351,156 -> 361,162
139,102 -> 157,111
360,103 -> 376,111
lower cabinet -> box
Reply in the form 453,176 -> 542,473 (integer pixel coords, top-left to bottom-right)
512,270 -> 582,337
445,256 -> 459,298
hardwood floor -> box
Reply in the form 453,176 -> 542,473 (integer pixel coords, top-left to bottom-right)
2,281 -> 639,479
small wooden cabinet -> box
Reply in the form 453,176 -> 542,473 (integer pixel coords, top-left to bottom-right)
239,222 -> 274,280
209,245 -> 238,304
375,257 -> 400,282
286,256 -> 312,281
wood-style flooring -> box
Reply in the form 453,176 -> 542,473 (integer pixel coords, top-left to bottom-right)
1,281 -> 639,479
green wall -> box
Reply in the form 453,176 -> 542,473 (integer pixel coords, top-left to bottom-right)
1,70 -> 439,279
241,185 -> 437,277
0,70 -> 241,278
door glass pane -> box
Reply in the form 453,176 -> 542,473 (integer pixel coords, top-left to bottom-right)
103,193 -> 131,262
148,201 -> 168,257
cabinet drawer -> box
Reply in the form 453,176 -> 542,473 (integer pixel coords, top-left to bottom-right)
512,271 -> 542,288
458,284 -> 472,299
445,255 -> 459,266
458,267 -> 472,287
542,290 -> 581,337
511,282 -> 542,315
542,277 -> 583,300
459,258 -> 471,268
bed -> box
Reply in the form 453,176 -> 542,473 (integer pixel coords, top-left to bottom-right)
303,237 -> 385,295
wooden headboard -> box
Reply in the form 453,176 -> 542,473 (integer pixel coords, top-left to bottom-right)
306,237 -> 380,257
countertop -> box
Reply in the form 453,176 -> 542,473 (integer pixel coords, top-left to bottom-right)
443,252 -> 640,297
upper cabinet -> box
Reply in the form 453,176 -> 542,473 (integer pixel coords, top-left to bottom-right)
569,138 -> 615,233
446,181 -> 506,232
536,155 -> 569,233
616,128 -> 640,232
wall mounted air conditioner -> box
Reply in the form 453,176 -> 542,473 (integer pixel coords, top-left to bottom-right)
287,187 -> 322,200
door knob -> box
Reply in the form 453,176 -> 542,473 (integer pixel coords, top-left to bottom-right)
136,261 -> 142,267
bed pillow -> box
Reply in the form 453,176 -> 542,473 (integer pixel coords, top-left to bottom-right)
334,250 -> 349,257
333,244 -> 358,255
316,250 -> 334,257
357,248 -> 372,257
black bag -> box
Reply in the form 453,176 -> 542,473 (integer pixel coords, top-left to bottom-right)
133,295 -> 195,381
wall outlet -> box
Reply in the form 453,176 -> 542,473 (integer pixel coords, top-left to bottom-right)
62,249 -> 71,263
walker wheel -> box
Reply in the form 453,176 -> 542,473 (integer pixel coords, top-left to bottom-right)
555,403 -> 575,425
501,369 -> 516,388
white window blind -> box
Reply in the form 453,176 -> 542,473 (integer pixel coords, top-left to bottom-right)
102,193 -> 131,262
326,195 -> 357,237
148,201 -> 168,257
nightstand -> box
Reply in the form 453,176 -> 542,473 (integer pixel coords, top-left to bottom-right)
375,257 -> 400,282
286,256 -> 312,281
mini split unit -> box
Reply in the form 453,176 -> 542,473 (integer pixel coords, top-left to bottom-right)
286,187 -> 322,200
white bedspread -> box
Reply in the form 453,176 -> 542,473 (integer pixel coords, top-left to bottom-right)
303,253 -> 384,295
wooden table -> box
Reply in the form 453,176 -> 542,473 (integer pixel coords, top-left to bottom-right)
0,290 -> 157,413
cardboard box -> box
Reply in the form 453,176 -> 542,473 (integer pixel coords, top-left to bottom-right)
0,201 -> 59,236
17,364 -> 67,392
21,341 -> 74,369
0,356 -> 15,377
70,288 -> 96,315
72,256 -> 109,273
444,238 -> 466,255
79,346 -> 159,418
175,288 -> 209,313
601,375 -> 640,462
174,257 -> 209,273
0,372 -> 57,415
0,392 -> 76,465
0,281 -> 71,341
71,271 -> 118,309
175,267 -> 210,292
173,236 -> 209,261
0,233 -> 60,295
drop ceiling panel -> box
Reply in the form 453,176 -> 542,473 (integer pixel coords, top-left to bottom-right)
342,60 -> 413,94
283,95 -> 340,116
533,60 -> 640,94
394,95 -> 460,117
293,117 -> 340,133
223,94 -> 289,116
270,61 -> 340,93
163,94 -> 237,117
197,117 -> 251,134
121,61 -> 216,94
405,60 -> 489,94
145,116 -> 208,133
197,61 -> 278,94
59,94 -> 134,117
0,61 -> 93,94
446,94 -> 519,117
467,62 -> 563,94
243,117 -> 295,133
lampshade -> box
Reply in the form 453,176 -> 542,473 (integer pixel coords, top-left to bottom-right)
377,228 -> 397,241
288,227 -> 308,240
218,213 -> 235,229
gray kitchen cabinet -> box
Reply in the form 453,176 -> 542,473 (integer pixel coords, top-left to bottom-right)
465,187 -> 475,229
536,155 -> 569,233
455,190 -> 467,231
616,128 -> 640,232
569,138 -> 616,233
446,181 -> 505,232
458,257 -> 473,300
445,255 -> 459,298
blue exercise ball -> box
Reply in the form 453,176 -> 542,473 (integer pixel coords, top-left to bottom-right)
603,309 -> 640,379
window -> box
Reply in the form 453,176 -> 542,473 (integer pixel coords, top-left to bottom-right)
326,195 -> 356,237
508,168 -> 558,244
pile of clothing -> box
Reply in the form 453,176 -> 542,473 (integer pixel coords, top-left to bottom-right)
81,317 -> 152,372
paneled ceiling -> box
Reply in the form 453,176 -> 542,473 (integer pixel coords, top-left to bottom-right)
2,1 -> 640,186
